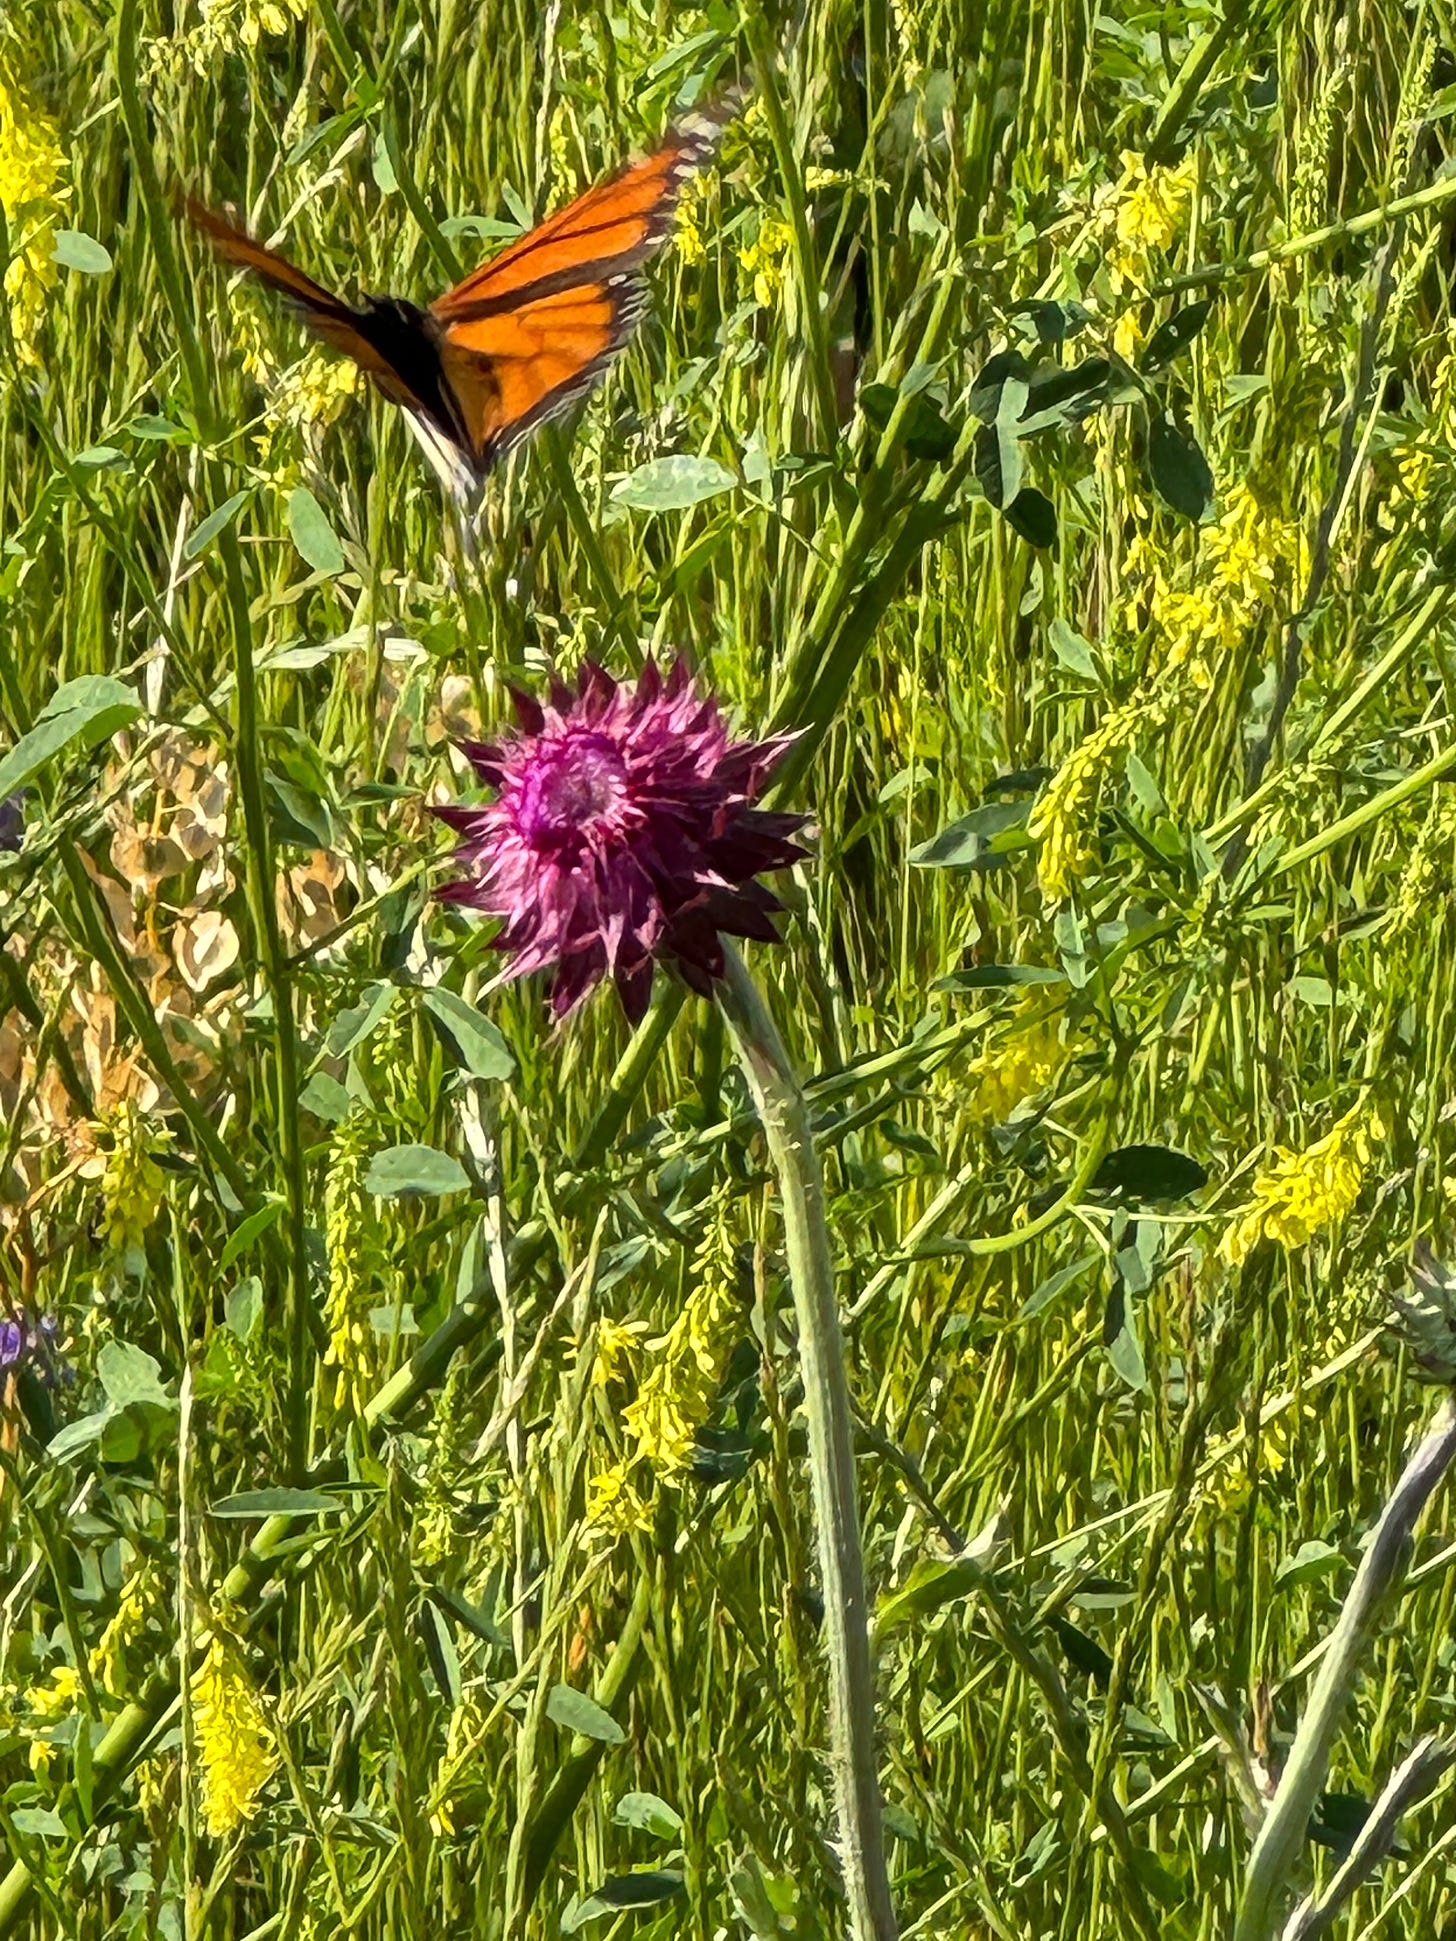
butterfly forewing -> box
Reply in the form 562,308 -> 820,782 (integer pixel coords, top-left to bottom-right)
188,91 -> 737,493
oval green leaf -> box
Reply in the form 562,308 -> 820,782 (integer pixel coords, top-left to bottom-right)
51,228 -> 112,274
546,1683 -> 627,1744
610,455 -> 738,513
286,485 -> 346,575
364,1143 -> 470,1198
422,987 -> 516,1082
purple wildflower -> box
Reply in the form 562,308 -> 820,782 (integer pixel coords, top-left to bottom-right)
0,1309 -> 63,1384
435,657 -> 807,1021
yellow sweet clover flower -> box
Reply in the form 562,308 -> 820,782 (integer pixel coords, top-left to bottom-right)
590,1315 -> 650,1387
585,1196 -> 739,1536
91,1570 -> 155,1698
429,1693 -> 488,1836
168,0 -> 308,69
965,999 -> 1068,1123
191,1637 -> 278,1837
1137,482 -> 1307,689
583,1457 -> 654,1536
323,1107 -> 380,1412
1109,150 -> 1197,281
100,1102 -> 167,1252
674,172 -> 708,267
24,1664 -> 80,1776
1387,796 -> 1456,941
1029,692 -> 1166,901
1391,325 -> 1456,502
1219,1104 -> 1384,1267
739,214 -> 792,308
1112,310 -> 1144,362
0,61 -> 68,366
275,345 -> 360,434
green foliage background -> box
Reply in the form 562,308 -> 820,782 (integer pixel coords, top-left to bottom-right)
3,0 -> 1456,1936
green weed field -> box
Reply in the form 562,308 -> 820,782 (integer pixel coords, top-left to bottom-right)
3,0 -> 1456,1936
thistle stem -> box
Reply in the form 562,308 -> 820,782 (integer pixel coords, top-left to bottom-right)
716,946 -> 897,1941
1232,1392 -> 1456,1941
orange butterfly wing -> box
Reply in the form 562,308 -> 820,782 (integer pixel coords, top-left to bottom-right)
184,200 -> 413,402
430,101 -> 734,471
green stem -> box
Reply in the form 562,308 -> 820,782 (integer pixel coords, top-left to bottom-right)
715,946 -> 897,1941
571,980 -> 685,1171
117,0 -> 310,1476
520,1569 -> 654,1904
1233,1393 -> 1456,1941
1272,737 -> 1456,877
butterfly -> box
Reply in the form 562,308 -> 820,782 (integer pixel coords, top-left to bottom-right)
188,96 -> 737,499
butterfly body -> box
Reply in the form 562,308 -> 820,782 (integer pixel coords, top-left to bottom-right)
188,96 -> 736,498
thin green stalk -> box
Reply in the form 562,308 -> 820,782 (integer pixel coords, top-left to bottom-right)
521,1569 -> 655,1904
716,945 -> 897,1941
116,0 -> 311,1476
1271,736 -> 1456,877
571,979 -> 685,1170
1233,1393 -> 1456,1941
1148,169 -> 1456,299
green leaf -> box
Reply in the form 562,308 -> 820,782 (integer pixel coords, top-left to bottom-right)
286,485 -> 346,574
1148,415 -> 1213,521
546,1683 -> 627,1744
1141,298 -> 1214,374
1107,1312 -> 1149,1391
210,1488 -> 345,1518
1018,357 -> 1112,435
972,374 -> 1028,509
183,490 -> 250,560
1090,1145 -> 1209,1204
1049,1613 -> 1113,1684
910,800 -> 1030,868
365,1143 -> 471,1198
1275,1538 -> 1344,1590
326,982 -> 396,1057
97,1341 -> 173,1411
566,1871 -> 684,1926
876,1556 -> 981,1632
968,348 -> 1031,421
419,1598 -> 462,1706
299,1072 -> 352,1121
422,988 -> 516,1081
73,445 -> 127,470
0,677 -> 142,799
1047,618 -> 1098,679
47,1410 -> 115,1462
10,1807 -> 67,1839
51,229 -> 112,274
225,1277 -> 264,1345
219,1199 -> 284,1271
1003,485 -> 1057,548
610,455 -> 738,512
613,1791 -> 684,1839
1018,1251 -> 1099,1320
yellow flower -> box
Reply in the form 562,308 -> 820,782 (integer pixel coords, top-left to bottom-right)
324,1107 -> 380,1412
91,1571 -> 154,1698
1139,483 -> 1307,688
275,346 -> 360,433
1110,150 -> 1197,279
622,1380 -> 698,1473
674,174 -> 708,267
99,1102 -> 167,1251
0,62 -> 67,366
965,1000 -> 1067,1123
590,1315 -> 650,1387
191,1638 -> 278,1837
739,215 -> 792,307
0,67 -> 66,217
1029,694 -> 1156,901
24,1664 -> 81,1776
1112,310 -> 1145,361
583,1458 -> 653,1536
1219,1104 -> 1383,1267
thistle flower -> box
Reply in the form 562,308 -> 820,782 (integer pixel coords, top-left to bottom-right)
436,657 -> 806,1022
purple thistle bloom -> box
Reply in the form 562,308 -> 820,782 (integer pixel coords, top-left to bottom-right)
435,656 -> 807,1022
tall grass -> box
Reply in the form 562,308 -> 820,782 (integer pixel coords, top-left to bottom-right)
3,0 -> 1456,1937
